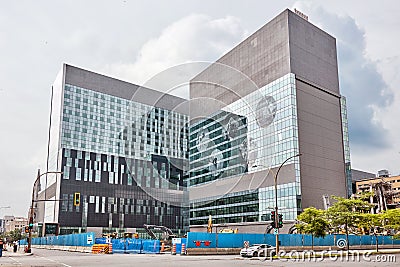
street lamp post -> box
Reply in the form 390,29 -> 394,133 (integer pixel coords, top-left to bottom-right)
273,153 -> 301,254
27,169 -> 62,253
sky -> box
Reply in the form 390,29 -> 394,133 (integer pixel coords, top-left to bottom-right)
0,0 -> 399,217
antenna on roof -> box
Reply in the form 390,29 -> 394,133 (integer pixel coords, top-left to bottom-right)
294,8 -> 309,21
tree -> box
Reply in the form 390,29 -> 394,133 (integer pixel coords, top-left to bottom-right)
382,208 -> 400,239
359,213 -> 383,252
3,229 -> 23,243
326,196 -> 372,250
296,207 -> 328,250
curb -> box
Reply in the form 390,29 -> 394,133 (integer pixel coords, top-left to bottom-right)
2,252 -> 33,257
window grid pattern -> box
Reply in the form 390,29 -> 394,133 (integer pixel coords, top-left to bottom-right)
189,191 -> 259,225
61,84 -> 188,160
258,182 -> 299,221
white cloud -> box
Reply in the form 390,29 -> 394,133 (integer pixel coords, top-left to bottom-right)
103,14 -> 246,85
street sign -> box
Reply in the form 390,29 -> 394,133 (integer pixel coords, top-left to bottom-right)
274,228 -> 278,235
172,238 -> 181,244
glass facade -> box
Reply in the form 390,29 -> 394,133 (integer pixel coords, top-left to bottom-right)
341,96 -> 352,197
190,191 -> 259,225
61,84 -> 188,159
189,73 -> 301,225
47,67 -> 189,234
189,110 -> 248,186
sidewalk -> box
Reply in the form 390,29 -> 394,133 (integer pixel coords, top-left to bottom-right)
1,248 -> 33,257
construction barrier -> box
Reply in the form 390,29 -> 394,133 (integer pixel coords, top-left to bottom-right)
20,232 -> 95,247
171,244 -> 176,255
92,244 -> 111,254
142,239 -> 160,254
97,238 -> 160,254
171,238 -> 187,254
181,243 -> 186,255
186,232 -> 400,249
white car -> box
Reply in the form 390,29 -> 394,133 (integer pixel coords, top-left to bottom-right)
240,244 -> 276,258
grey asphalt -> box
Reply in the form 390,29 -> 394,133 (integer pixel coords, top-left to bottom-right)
0,248 -> 398,267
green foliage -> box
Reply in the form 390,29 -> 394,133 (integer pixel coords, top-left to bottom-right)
382,208 -> 400,238
359,213 -> 383,235
296,197 -> 400,242
2,229 -> 24,243
355,191 -> 375,202
326,196 -> 372,234
296,207 -> 328,238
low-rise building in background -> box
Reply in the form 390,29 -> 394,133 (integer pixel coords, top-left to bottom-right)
2,216 -> 28,233
356,171 -> 400,212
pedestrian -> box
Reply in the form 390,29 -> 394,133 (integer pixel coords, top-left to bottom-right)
0,239 -> 3,257
13,241 -> 17,253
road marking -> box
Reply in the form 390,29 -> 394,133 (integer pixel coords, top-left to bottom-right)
40,256 -> 72,267
8,257 -> 22,266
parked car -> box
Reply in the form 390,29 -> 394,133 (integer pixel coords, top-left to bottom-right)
240,244 -> 276,258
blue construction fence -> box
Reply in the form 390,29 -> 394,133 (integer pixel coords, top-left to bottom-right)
19,232 -> 186,254
20,232 -> 95,247
186,232 -> 400,249
95,238 -> 160,254
95,237 -> 187,254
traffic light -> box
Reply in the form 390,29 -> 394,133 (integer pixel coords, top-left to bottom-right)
25,226 -> 29,233
278,213 -> 283,228
74,192 -> 81,206
28,217 -> 33,229
270,211 -> 276,227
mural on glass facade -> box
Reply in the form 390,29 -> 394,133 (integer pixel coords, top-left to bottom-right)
189,111 -> 248,186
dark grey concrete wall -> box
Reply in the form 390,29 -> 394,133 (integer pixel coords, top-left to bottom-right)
351,169 -> 376,182
288,11 -> 339,94
191,9 -> 340,101
296,79 -> 346,209
191,9 -> 291,104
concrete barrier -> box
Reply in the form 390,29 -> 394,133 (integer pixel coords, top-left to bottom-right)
80,247 -> 92,253
32,245 -> 93,253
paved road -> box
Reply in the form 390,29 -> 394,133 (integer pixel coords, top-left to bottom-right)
0,248 -> 397,266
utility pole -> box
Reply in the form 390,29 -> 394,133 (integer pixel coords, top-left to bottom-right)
27,169 -> 62,253
27,170 -> 40,253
